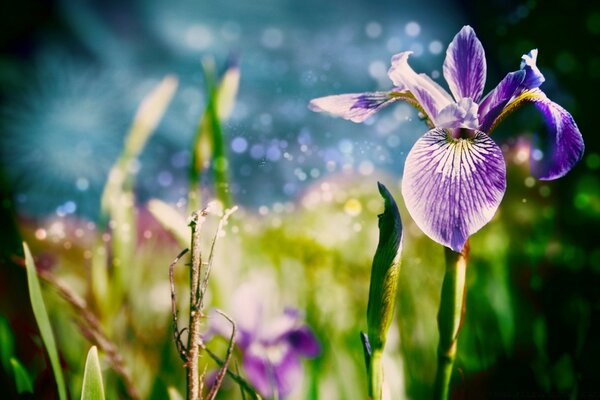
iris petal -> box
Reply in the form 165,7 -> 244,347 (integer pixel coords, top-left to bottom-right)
520,49 -> 545,90
285,326 -> 321,357
243,345 -> 302,398
388,51 -> 453,123
273,349 -> 303,398
309,90 -> 406,123
242,346 -> 274,397
478,70 -> 526,132
528,94 -> 584,180
402,128 -> 506,252
443,25 -> 487,102
436,98 -> 479,129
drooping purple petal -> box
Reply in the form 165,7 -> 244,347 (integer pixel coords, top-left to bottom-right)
443,26 -> 487,102
308,91 -> 403,123
401,128 -> 506,252
478,70 -> 526,132
436,97 -> 479,129
388,51 -> 453,122
520,49 -> 545,90
527,94 -> 584,180
273,349 -> 303,398
243,345 -> 275,397
243,344 -> 302,399
285,326 -> 321,357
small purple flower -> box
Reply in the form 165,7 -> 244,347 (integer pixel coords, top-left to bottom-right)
208,284 -> 320,398
310,26 -> 584,252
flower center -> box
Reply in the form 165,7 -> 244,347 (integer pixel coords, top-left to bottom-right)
450,127 -> 477,139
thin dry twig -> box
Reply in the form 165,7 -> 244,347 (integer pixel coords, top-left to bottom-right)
205,310 -> 236,400
200,345 -> 262,400
169,248 -> 190,361
198,206 -> 238,311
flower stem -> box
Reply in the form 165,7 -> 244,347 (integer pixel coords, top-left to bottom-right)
368,349 -> 384,400
434,242 -> 469,400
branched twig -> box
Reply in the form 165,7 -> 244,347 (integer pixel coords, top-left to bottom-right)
169,248 -> 190,361
186,207 -> 210,400
174,204 -> 244,400
206,310 -> 236,400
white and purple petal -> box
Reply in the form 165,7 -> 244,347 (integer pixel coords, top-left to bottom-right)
273,349 -> 303,398
243,345 -> 275,397
388,51 -> 453,122
443,26 -> 487,102
478,70 -> 526,132
527,94 -> 584,180
308,91 -> 403,123
261,308 -> 301,344
243,343 -> 302,398
402,128 -> 506,252
436,97 -> 479,129
520,49 -> 545,90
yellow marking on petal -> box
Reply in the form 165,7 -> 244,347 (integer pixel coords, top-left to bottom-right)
488,88 -> 546,135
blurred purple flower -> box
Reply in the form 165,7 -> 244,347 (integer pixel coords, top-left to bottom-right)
310,25 -> 584,252
208,284 -> 320,398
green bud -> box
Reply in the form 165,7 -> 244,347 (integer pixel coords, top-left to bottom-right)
367,182 -> 403,352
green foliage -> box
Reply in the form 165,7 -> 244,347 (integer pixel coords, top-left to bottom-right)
80,346 -> 105,400
23,242 -> 67,400
189,57 -> 240,211
0,316 -> 15,373
11,358 -> 33,394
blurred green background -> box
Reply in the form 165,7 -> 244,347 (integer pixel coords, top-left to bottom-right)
0,0 -> 599,398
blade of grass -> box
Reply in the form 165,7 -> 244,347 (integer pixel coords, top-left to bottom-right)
23,242 -> 67,400
147,199 -> 189,248
10,358 -> 33,394
98,76 -> 178,311
189,57 -> 239,211
167,386 -> 184,400
80,346 -> 105,400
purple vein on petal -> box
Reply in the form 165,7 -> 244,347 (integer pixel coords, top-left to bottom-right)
401,128 -> 506,252
479,70 -> 526,132
388,51 -> 453,123
443,25 -> 487,102
528,95 -> 584,180
308,91 -> 403,123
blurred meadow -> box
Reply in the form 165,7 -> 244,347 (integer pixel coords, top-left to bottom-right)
1,0 -> 599,399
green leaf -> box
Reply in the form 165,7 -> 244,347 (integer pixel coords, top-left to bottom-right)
11,358 -> 33,394
0,315 -> 15,373
23,242 -> 67,400
81,346 -> 105,400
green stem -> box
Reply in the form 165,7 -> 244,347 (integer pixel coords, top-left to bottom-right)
368,349 -> 384,400
434,241 -> 469,400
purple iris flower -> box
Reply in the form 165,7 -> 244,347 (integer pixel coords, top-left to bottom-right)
310,26 -> 584,252
208,284 -> 320,398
